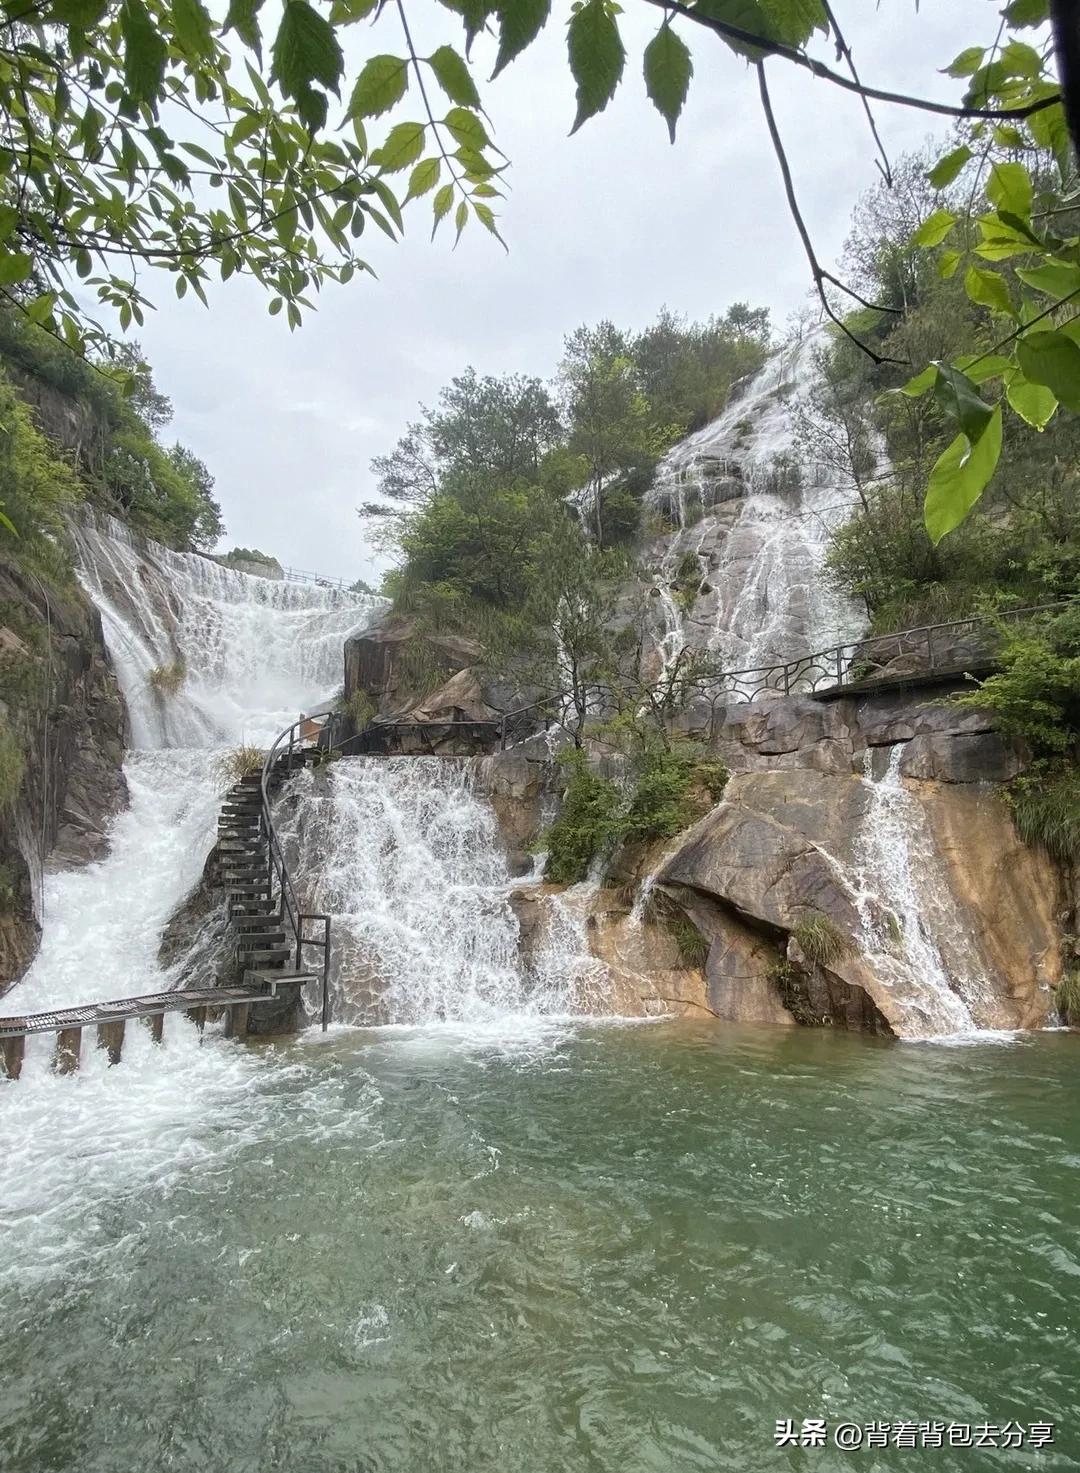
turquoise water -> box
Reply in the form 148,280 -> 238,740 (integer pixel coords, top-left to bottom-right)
2,1022 -> 1078,1471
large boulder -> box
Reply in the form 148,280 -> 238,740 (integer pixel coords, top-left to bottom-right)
659,767 -> 1060,1039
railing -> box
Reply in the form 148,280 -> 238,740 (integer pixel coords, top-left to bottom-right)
694,602 -> 1072,707
259,710 -> 337,1031
342,601 -> 1076,754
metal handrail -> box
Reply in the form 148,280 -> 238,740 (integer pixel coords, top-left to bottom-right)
259,708 -> 339,1031
345,599 -> 1077,747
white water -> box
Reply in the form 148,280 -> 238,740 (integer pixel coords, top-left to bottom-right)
286,758 -> 600,1027
644,330 -> 865,680
852,745 -> 995,1038
2,517 -> 383,1283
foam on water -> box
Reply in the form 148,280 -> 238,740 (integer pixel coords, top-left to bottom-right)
1,518 -> 382,1280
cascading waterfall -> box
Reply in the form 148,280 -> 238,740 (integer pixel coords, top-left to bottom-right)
285,757 -> 596,1026
12,513 -> 381,1024
852,745 -> 997,1038
644,329 -> 866,681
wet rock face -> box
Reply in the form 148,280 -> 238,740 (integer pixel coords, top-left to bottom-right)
0,556 -> 128,992
658,761 -> 1060,1039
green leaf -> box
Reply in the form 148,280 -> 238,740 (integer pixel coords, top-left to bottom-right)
404,156 -> 440,201
953,354 -> 1012,384
347,54 -> 408,119
428,45 -> 480,106
493,0 -> 551,77
171,0 -> 214,59
1015,260 -> 1080,301
932,362 -> 994,441
567,0 -> 626,135
272,0 -> 343,104
329,0 -> 378,20
225,0 -> 264,51
0,205 -> 18,241
45,0 -> 108,25
120,0 -> 167,106
897,364 -> 937,398
927,146 -> 972,190
986,161 -> 1033,219
0,252 -> 32,286
371,121 -> 425,173
643,24 -> 692,143
944,46 -> 984,78
25,291 -> 56,324
1016,330 -> 1080,413
975,212 -> 1037,262
444,106 -> 490,151
937,249 -> 962,281
963,264 -> 1014,317
454,198 -> 468,243
999,39 -> 1042,77
431,182 -> 453,238
1003,0 -> 1048,24
758,0 -> 826,46
472,199 -> 506,247
924,406 -> 1002,544
911,209 -> 956,248
1005,369 -> 1057,430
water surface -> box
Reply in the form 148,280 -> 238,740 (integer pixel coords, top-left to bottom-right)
2,1022 -> 1077,1471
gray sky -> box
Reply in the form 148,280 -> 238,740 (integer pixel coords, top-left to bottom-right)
135,0 -> 999,583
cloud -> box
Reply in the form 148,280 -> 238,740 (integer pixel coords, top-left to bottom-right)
135,0 -> 997,582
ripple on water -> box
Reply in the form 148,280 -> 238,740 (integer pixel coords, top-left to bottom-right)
1,1024 -> 1079,1473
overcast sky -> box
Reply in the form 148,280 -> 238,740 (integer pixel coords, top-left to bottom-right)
134,0 -> 1000,583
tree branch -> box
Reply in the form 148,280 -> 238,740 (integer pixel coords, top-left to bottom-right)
642,0 -> 1061,123
755,62 -> 907,368
820,0 -> 892,186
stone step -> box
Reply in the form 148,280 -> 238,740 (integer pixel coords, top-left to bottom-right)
238,946 -> 292,963
235,930 -> 287,947
244,968 -> 318,993
218,822 -> 261,836
217,842 -> 263,855
231,909 -> 281,926
225,884 -> 271,897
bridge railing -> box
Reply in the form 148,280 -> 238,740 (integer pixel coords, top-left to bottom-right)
692,601 -> 1072,708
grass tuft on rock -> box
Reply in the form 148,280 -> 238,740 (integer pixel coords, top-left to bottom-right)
792,911 -> 854,968
1057,967 -> 1080,1026
148,655 -> 187,696
218,744 -> 266,787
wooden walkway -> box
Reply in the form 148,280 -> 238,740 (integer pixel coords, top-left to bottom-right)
0,984 -> 288,1080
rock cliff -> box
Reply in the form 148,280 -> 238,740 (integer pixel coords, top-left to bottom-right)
0,551 -> 127,990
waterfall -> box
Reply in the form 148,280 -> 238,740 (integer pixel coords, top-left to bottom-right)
70,513 -> 377,748
285,757 -> 599,1026
644,330 -> 866,680
12,515 -> 381,1018
852,746 -> 997,1038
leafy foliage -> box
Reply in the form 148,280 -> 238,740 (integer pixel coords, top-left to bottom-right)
1009,762 -> 1080,865
543,746 -> 622,885
0,309 -> 222,550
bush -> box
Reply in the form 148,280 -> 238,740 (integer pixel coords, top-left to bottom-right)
544,748 -> 622,884
1008,762 -> 1080,865
956,606 -> 1080,756
792,911 -> 853,968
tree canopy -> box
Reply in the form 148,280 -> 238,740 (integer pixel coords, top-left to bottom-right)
0,0 -> 1074,538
